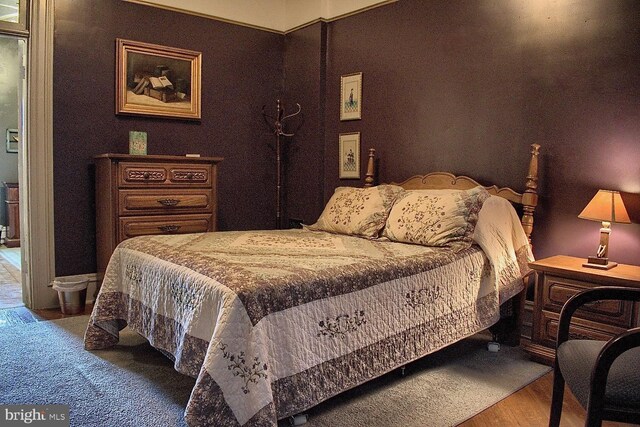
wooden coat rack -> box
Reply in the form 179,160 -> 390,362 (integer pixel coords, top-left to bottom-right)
262,99 -> 301,229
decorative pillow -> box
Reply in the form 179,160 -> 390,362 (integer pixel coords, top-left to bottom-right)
382,186 -> 490,251
305,185 -> 405,238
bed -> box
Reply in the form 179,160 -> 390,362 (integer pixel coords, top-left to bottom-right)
85,143 -> 541,426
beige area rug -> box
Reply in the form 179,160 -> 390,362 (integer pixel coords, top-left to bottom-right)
288,331 -> 551,427
0,247 -> 22,308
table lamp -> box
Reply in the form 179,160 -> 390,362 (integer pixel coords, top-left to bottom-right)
578,189 -> 630,270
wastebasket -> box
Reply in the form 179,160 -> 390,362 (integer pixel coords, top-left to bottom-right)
52,278 -> 88,315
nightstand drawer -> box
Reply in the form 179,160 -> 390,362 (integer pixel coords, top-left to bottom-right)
119,214 -> 212,240
119,189 -> 213,215
526,255 -> 640,365
542,275 -> 633,328
539,310 -> 621,347
118,163 -> 211,187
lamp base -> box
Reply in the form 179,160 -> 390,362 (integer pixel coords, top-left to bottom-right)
583,256 -> 617,270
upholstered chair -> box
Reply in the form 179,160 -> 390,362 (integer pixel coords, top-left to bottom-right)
549,286 -> 640,427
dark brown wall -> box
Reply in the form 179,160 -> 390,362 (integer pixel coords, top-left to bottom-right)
316,0 -> 640,264
53,0 -> 640,276
281,22 -> 327,227
53,0 -> 284,275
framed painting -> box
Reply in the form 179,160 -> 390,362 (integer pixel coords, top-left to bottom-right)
339,132 -> 360,179
340,72 -> 362,121
6,129 -> 18,153
116,39 -> 202,120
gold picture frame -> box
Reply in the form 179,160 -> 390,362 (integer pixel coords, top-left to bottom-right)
116,39 -> 202,120
339,132 -> 360,179
340,72 -> 362,121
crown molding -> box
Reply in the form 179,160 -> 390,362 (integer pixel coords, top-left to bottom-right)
124,0 -> 397,34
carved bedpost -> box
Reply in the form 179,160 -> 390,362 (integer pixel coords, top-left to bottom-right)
364,148 -> 376,187
521,143 -> 540,246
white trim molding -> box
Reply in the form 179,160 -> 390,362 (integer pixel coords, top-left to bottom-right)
23,0 -> 57,309
125,0 -> 397,33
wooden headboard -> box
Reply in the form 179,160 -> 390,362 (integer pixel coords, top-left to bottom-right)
363,143 -> 541,244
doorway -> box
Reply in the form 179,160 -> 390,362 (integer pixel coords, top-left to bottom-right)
0,0 -> 56,312
0,34 -> 25,309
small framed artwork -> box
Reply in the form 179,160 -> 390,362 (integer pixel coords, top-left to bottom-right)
129,131 -> 148,155
116,38 -> 202,120
339,132 -> 360,179
6,129 -> 18,153
340,72 -> 362,121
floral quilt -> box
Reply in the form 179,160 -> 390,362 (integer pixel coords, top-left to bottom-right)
85,204 -> 531,426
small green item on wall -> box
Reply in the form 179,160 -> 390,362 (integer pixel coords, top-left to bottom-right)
129,131 -> 147,155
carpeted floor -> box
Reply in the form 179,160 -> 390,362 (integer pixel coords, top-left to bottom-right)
1,315 -> 194,427
0,315 -> 550,427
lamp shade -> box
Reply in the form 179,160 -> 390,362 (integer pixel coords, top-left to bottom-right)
578,190 -> 631,224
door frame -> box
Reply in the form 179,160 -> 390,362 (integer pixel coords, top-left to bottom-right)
21,0 -> 56,309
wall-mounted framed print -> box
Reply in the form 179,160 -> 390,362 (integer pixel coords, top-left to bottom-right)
339,132 -> 360,179
6,129 -> 18,153
340,72 -> 362,121
116,39 -> 202,120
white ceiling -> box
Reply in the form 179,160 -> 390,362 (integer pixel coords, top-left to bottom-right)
125,0 -> 396,33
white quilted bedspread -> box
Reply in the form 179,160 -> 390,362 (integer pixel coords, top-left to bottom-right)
85,197 -> 531,426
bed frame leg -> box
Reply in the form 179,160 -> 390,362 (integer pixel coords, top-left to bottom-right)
489,274 -> 531,347
289,413 -> 308,426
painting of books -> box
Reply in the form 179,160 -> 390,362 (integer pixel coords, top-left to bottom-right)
116,39 -> 201,120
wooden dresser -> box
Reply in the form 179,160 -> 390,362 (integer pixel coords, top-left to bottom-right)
524,255 -> 640,365
3,182 -> 20,248
95,154 -> 223,277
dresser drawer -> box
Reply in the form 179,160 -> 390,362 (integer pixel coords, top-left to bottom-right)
118,163 -> 211,187
119,214 -> 212,240
168,166 -> 210,184
542,275 -> 633,327
96,154 -> 222,281
539,310 -> 621,348
118,189 -> 213,215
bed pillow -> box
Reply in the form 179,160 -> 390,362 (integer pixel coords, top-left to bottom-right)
382,186 -> 490,251
305,185 -> 405,238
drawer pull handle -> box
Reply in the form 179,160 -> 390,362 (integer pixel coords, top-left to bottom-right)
187,173 -> 194,180
158,199 -> 180,206
569,331 -> 591,340
158,225 -> 181,233
143,172 -> 150,179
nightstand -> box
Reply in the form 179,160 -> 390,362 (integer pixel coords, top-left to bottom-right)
523,255 -> 640,365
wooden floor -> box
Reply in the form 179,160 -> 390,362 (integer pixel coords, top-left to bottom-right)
0,305 -> 636,426
0,304 -> 93,328
459,371 -> 637,427
0,246 -> 22,309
